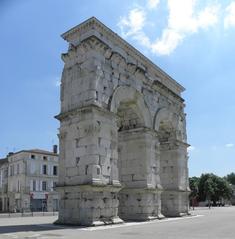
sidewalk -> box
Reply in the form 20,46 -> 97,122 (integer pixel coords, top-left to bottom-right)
0,211 -> 58,218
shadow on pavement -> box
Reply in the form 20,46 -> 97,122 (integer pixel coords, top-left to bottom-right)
0,223 -> 86,234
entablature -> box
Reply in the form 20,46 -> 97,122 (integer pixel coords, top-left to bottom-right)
61,17 -> 185,97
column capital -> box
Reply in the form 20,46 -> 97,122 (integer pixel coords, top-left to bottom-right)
160,139 -> 190,151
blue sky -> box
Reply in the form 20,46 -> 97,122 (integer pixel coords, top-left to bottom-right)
1,0 -> 235,177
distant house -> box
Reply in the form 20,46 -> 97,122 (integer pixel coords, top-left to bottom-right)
0,146 -> 59,212
0,158 -> 9,212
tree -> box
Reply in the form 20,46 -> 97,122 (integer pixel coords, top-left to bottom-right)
198,173 -> 212,202
197,173 -> 233,205
189,177 -> 199,208
204,177 -> 215,200
216,177 -> 233,202
189,177 -> 199,198
225,172 -> 235,185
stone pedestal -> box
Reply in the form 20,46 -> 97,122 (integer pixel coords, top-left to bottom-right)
161,190 -> 189,217
55,185 -> 122,226
119,188 -> 163,221
56,106 -> 123,226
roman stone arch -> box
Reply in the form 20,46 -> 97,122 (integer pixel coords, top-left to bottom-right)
55,17 -> 189,226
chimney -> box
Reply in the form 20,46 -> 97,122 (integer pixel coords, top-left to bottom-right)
53,145 -> 58,154
7,152 -> 14,157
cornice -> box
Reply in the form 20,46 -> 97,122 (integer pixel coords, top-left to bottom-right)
55,104 -> 116,121
61,17 -> 185,97
159,139 -> 190,151
152,80 -> 184,103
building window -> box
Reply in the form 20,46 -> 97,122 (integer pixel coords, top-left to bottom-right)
53,181 -> 57,189
43,165 -> 47,175
10,165 -> 14,176
43,156 -> 48,160
53,199 -> 59,211
17,180 -> 20,192
0,171 -> 2,187
31,154 -> 35,159
75,138 -> 79,148
4,169 -> 8,178
53,166 -> 57,176
30,162 -> 36,174
17,164 -> 20,175
42,181 -> 47,191
76,157 -> 80,165
33,180 -> 36,191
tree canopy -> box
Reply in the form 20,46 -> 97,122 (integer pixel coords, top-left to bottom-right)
224,172 -> 235,185
189,173 -> 233,204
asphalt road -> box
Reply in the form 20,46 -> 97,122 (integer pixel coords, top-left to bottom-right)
0,207 -> 234,239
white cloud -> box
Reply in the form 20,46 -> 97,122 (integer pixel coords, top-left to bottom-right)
225,143 -> 234,148
197,5 -> 219,29
55,81 -> 60,87
118,8 -> 146,37
118,0 -> 220,55
167,0 -> 219,33
54,76 -> 61,87
147,0 -> 160,9
152,0 -> 219,55
188,146 -> 196,152
151,29 -> 183,55
167,0 -> 197,33
224,1 -> 235,28
160,0 -> 219,54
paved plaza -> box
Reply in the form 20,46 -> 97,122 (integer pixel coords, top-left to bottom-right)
0,207 -> 234,239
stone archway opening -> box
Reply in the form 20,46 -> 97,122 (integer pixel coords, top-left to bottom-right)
117,101 -> 144,131
109,87 -> 161,221
155,109 -> 189,217
116,100 -> 147,221
158,121 -> 175,143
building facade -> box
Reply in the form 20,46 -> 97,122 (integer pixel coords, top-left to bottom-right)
0,148 -> 59,213
0,158 -> 9,212
55,17 -> 190,226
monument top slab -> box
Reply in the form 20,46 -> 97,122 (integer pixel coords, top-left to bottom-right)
61,17 -> 185,96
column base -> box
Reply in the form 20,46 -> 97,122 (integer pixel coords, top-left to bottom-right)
118,188 -> 162,221
157,213 -> 165,219
54,216 -> 123,227
56,184 -> 123,226
161,190 -> 190,217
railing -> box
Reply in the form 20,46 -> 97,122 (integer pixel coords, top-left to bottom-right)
0,210 -> 58,218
